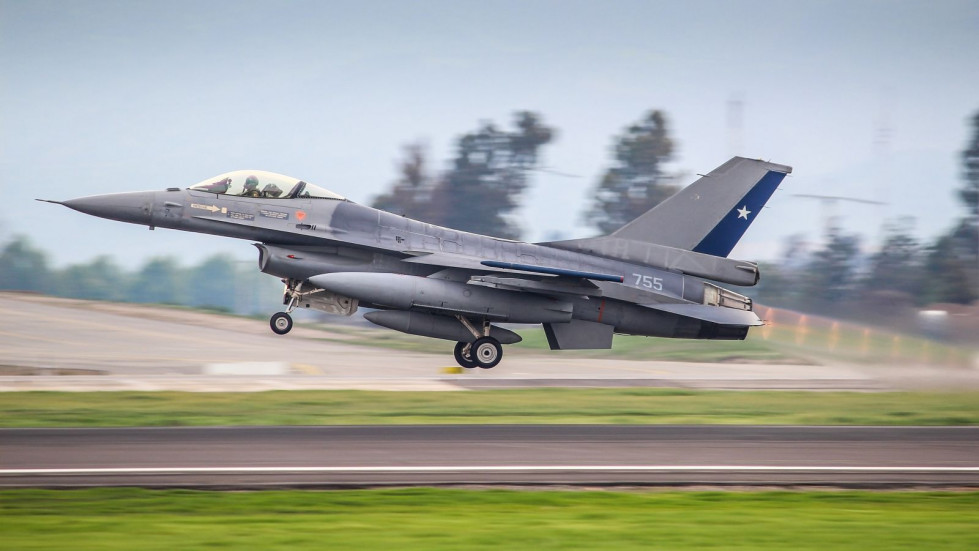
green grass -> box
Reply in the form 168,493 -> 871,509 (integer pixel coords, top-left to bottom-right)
1,488 -> 976,550
3,389 -> 978,427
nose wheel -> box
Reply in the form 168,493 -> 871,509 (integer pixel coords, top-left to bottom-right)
270,281 -> 302,335
270,312 -> 293,335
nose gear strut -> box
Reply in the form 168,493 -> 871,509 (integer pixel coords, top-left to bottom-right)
269,279 -> 306,335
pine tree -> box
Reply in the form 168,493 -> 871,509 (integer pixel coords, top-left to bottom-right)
585,110 -> 678,234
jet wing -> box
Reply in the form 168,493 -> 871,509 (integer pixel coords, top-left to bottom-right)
402,251 -> 510,272
644,303 -> 762,326
403,252 -> 756,325
402,252 -> 624,282
467,275 -> 602,297
402,251 -> 521,273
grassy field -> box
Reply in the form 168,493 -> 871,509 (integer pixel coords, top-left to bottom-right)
2,389 -> 977,427
1,488 -> 976,550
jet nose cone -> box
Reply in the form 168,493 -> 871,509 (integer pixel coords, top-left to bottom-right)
61,191 -> 155,226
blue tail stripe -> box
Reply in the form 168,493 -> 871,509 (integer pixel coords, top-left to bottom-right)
692,170 -> 786,257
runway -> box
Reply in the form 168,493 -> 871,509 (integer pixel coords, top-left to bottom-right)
3,425 -> 977,488
3,293 -> 977,391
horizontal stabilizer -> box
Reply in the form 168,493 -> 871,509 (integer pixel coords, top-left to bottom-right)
539,236 -> 760,286
645,303 -> 762,326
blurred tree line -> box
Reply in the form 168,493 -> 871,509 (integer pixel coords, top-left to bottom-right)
583,110 -> 681,233
373,106 -> 977,320
372,109 -> 682,239
752,110 -> 979,320
0,241 -> 280,315
372,111 -> 555,240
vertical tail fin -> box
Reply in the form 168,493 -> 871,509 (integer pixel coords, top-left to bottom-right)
609,157 -> 791,256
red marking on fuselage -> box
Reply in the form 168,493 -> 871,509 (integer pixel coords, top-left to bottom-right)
597,299 -> 607,322
296,210 -> 307,221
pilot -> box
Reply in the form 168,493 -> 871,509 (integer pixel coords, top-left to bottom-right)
242,175 -> 262,197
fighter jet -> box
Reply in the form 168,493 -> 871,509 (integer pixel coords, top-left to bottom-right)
41,156 -> 791,369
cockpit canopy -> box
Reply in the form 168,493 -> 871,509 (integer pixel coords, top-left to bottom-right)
188,170 -> 346,201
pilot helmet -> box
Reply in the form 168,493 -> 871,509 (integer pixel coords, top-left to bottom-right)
244,175 -> 260,191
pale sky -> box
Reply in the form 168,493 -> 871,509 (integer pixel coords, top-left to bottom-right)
2,0 -> 977,267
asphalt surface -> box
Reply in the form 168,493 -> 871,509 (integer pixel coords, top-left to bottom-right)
2,425 -> 977,488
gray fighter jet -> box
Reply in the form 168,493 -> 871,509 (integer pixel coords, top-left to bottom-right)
41,156 -> 791,369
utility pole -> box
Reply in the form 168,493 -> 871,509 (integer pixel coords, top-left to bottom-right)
727,93 -> 744,157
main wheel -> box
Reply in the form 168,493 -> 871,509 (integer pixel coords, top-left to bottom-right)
471,337 -> 503,369
453,341 -> 477,369
270,312 -> 293,335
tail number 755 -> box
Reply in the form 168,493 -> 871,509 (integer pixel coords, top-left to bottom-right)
632,273 -> 663,291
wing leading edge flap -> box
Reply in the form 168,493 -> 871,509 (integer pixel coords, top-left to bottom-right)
403,252 -> 625,283
646,303 -> 762,326
468,275 -> 602,297
479,261 -> 623,282
402,252 -> 545,275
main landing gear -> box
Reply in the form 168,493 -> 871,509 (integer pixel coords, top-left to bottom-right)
453,316 -> 503,369
454,338 -> 502,369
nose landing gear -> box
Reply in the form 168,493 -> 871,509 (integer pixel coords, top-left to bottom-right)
270,311 -> 293,335
269,280 -> 301,335
268,279 -> 359,335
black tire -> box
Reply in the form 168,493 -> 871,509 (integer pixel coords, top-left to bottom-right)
471,337 -> 503,369
453,341 -> 478,369
270,312 -> 293,335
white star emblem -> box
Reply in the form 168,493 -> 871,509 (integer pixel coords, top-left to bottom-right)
737,205 -> 751,220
